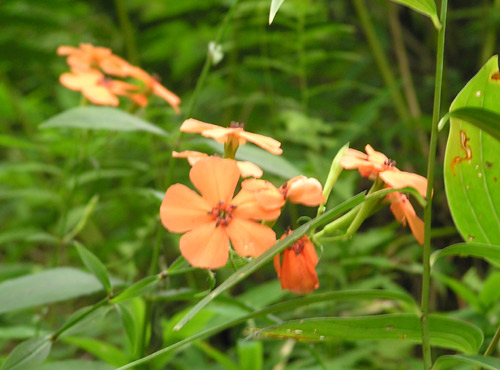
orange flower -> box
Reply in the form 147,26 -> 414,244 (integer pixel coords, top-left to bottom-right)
172,151 -> 263,178
128,66 -> 181,113
341,144 -> 427,197
241,176 -> 325,211
274,232 -> 319,294
57,43 -> 114,73
160,157 -> 280,269
388,192 -> 424,245
180,119 -> 282,155
59,69 -> 139,106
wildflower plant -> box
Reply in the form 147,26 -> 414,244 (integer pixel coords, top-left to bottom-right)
4,1 -> 500,369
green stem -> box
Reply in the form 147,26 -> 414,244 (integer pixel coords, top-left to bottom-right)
345,178 -> 384,237
421,1 -> 448,369
484,322 -> 500,357
296,6 -> 309,112
352,0 -> 409,121
113,0 -> 139,64
313,205 -> 360,239
163,0 -> 241,189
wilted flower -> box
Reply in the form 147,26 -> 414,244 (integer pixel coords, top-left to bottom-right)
388,192 -> 424,245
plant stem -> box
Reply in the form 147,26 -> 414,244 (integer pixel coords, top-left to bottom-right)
352,0 -> 409,121
113,0 -> 139,64
484,321 -> 500,357
421,0 -> 448,368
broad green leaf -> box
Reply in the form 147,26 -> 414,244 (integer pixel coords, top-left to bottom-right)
62,337 -> 130,367
74,242 -> 111,294
0,326 -> 48,340
173,192 -> 366,331
431,243 -> 500,268
390,0 -> 440,29
33,360 -> 113,370
39,107 -> 168,137
110,275 -> 160,303
1,337 -> 52,370
252,314 -> 483,354
444,56 -> 500,245
0,268 -> 111,314
269,0 -> 285,25
433,354 -> 500,370
117,289 -> 418,369
479,271 -> 500,309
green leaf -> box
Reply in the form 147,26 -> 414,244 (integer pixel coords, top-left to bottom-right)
479,272 -> 500,309
33,360 -> 113,370
237,340 -> 263,370
390,0 -> 440,29
269,0 -> 285,25
433,354 -> 500,370
116,289 -> 418,369
1,337 -> 52,370
39,107 -> 168,137
439,108 -> 500,141
173,192 -> 366,331
62,336 -> 130,367
116,303 -> 138,352
252,314 -> 483,354
444,56 -> 500,245
0,268 -> 111,314
74,242 -> 111,294
431,242 -> 500,267
110,275 -> 160,303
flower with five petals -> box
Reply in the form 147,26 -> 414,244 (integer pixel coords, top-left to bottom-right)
160,157 -> 280,269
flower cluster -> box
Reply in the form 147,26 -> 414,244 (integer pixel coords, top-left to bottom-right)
160,118 -> 325,293
341,144 -> 427,244
58,43 -> 180,111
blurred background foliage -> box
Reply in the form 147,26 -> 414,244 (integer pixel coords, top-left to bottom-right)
1,0 -> 500,368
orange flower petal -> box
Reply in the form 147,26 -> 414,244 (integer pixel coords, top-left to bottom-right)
160,183 -> 213,233
280,244 -> 319,294
232,189 -> 281,221
57,45 -> 79,56
100,55 -> 133,77
180,222 -> 229,269
274,254 -> 282,278
189,157 -> 240,206
59,70 -> 101,90
172,150 -> 209,166
152,83 -> 181,113
81,85 -> 119,106
227,218 -> 276,258
201,127 -> 240,144
389,192 -> 424,245
240,179 -> 285,211
238,131 -> 283,155
380,170 -> 428,197
236,161 -> 263,178
180,118 -> 221,134
286,176 -> 325,206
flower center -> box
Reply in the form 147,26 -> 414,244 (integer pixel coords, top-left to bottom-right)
208,201 -> 237,227
229,121 -> 244,129
290,239 -> 305,255
383,158 -> 396,169
279,181 -> 289,198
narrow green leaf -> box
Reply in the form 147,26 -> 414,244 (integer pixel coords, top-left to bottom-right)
431,242 -> 500,267
116,303 -> 138,352
433,354 -> 500,370
1,337 -> 52,370
194,341 -> 239,370
390,0 -> 440,29
173,192 -> 366,331
110,275 -> 160,303
252,314 -> 483,354
62,336 -> 130,367
269,0 -> 285,25
116,289 -> 418,369
439,107 -> 500,141
63,195 -> 100,242
0,268 -> 110,314
444,55 -> 500,245
320,143 -> 349,210
39,107 -> 168,137
74,242 -> 111,294
32,360 -> 113,370
237,340 -> 263,370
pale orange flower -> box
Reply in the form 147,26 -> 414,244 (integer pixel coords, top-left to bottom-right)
59,69 -> 139,106
274,232 -> 319,294
180,119 -> 283,155
241,176 -> 325,211
128,66 -> 181,113
160,157 -> 280,269
388,192 -> 424,245
341,144 -> 427,197
57,43 -> 114,73
172,151 -> 263,178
